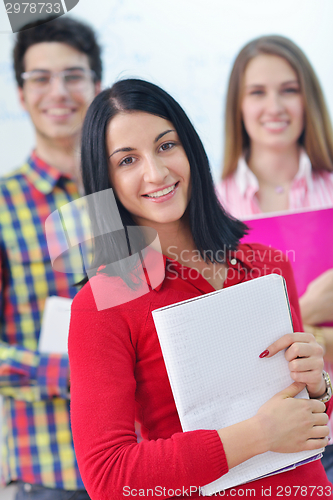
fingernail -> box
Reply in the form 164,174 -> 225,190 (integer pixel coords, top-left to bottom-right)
259,350 -> 269,358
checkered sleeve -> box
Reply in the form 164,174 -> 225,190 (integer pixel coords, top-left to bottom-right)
37,352 -> 70,399
0,342 -> 70,401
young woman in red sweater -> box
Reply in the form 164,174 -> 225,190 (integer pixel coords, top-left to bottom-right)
68,79 -> 332,499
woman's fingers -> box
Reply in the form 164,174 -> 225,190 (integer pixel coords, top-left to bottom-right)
289,356 -> 323,372
275,381 -> 306,399
309,425 -> 329,439
260,333 -> 315,358
307,408 -> 329,444
285,339 -> 323,362
286,339 -> 324,389
311,413 -> 329,427
305,402 -> 328,440
290,369 -> 324,388
309,398 -> 327,414
260,332 -> 325,394
257,383 -> 329,454
304,437 -> 329,451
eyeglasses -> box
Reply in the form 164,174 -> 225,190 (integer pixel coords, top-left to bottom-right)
21,69 -> 96,93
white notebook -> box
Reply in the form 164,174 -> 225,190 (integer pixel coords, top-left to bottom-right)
152,274 -> 323,494
38,296 -> 73,354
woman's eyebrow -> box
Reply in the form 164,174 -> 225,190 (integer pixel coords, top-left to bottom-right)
245,79 -> 300,89
109,130 -> 176,158
280,80 -> 300,86
245,83 -> 264,88
154,130 -> 175,142
109,147 -> 135,158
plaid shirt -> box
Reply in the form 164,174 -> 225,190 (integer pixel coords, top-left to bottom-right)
0,152 -> 86,489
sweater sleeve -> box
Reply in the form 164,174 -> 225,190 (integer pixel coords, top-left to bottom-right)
68,281 -> 228,500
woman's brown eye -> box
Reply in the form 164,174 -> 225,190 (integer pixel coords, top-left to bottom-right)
120,157 -> 134,166
161,142 -> 174,151
283,88 -> 299,93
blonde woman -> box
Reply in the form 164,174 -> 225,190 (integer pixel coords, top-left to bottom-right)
216,35 -> 333,478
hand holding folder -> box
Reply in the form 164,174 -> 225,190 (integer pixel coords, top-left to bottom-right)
152,274 -> 327,493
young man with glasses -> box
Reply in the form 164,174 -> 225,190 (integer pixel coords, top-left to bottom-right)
0,16 -> 101,499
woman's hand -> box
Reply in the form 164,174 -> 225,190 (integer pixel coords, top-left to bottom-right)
220,332 -> 328,469
219,381 -> 329,470
255,382 -> 329,453
299,269 -> 333,325
260,333 -> 325,398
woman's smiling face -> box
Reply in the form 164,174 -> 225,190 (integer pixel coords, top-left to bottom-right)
241,54 -> 304,151
107,111 -> 191,229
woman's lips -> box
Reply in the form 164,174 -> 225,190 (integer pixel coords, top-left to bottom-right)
262,120 -> 289,132
143,182 -> 179,203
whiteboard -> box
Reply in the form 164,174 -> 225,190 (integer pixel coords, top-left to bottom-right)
0,0 -> 333,182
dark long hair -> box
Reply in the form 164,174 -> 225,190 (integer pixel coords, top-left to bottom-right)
81,78 -> 247,276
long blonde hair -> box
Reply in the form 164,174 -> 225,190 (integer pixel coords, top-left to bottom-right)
222,35 -> 333,179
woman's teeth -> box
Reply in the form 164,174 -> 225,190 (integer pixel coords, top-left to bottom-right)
145,184 -> 176,198
263,121 -> 288,129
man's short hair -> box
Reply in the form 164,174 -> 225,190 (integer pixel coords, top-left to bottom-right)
13,16 -> 102,87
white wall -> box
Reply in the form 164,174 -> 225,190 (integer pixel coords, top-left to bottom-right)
0,0 -> 332,181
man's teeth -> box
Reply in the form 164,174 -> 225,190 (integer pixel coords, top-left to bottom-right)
145,184 -> 176,198
263,121 -> 288,129
47,108 -> 72,115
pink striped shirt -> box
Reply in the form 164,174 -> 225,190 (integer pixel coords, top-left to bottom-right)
216,150 -> 333,439
216,150 -> 333,219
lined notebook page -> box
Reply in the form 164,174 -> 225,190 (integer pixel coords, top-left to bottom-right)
152,274 -> 323,494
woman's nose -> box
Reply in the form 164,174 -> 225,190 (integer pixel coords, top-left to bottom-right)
142,156 -> 169,183
265,91 -> 284,114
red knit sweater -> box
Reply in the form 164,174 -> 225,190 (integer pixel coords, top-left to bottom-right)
69,243 -> 333,499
